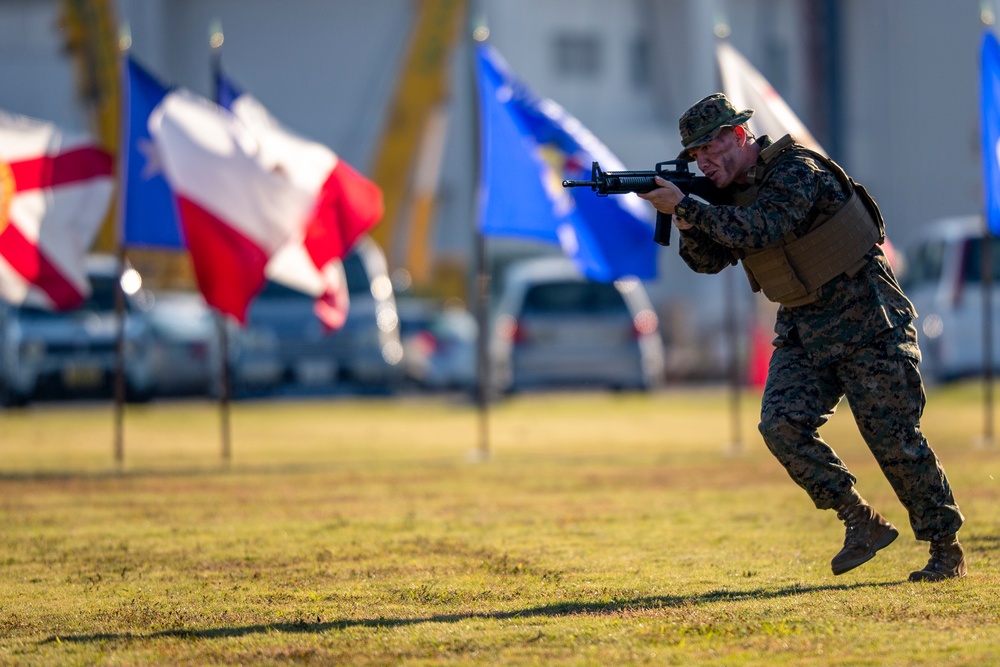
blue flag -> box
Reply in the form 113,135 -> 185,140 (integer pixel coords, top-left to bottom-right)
982,32 -> 1000,236
474,44 -> 657,281
122,57 -> 185,249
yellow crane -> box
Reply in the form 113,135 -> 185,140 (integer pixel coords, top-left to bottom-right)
60,0 -> 120,252
368,0 -> 467,295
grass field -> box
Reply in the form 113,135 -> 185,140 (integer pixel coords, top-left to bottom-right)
1,383 -> 998,665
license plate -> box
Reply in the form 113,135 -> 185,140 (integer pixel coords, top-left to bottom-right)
62,365 -> 103,388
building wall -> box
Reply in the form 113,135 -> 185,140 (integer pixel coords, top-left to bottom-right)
842,0 -> 985,247
1,0 -> 996,306
0,0 -> 85,130
120,0 -> 413,173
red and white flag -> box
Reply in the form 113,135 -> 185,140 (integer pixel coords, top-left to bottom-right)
145,89 -> 382,328
226,92 -> 383,330
0,109 -> 114,310
716,41 -> 825,155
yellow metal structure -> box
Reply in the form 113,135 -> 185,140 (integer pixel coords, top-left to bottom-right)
60,0 -> 120,253
61,0 -> 196,288
369,0 -> 467,291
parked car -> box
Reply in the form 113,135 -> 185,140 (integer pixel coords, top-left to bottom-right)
490,256 -> 664,393
398,298 -> 478,391
142,290 -> 219,397
231,236 -> 404,393
900,215 -> 1000,382
0,254 -> 154,406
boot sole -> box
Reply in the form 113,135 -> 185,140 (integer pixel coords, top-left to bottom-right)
908,560 -> 968,582
831,525 -> 900,576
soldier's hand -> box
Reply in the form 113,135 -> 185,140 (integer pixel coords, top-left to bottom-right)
673,215 -> 693,231
637,175 -> 685,214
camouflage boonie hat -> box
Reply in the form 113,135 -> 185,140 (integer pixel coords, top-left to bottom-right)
676,93 -> 754,160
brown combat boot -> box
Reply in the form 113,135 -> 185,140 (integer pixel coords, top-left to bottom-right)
908,535 -> 967,582
830,488 -> 899,575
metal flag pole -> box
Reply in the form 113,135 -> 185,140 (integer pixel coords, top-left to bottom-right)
724,268 -> 743,455
112,32 -> 131,469
470,3 -> 490,462
210,21 -> 233,465
980,7 -> 996,449
982,217 -> 995,448
112,247 -> 127,467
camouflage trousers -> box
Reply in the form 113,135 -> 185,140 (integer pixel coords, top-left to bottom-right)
758,324 -> 964,541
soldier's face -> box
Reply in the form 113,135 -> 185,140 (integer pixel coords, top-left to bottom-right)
689,129 -> 741,187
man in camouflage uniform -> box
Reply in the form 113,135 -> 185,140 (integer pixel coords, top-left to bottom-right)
638,93 -> 966,581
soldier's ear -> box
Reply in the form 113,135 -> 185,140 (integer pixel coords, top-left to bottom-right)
732,125 -> 748,146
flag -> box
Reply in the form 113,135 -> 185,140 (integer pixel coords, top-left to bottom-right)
122,57 -> 185,249
474,44 -> 657,282
147,88 -> 316,323
0,109 -> 114,310
981,31 -> 1000,236
716,41 -> 825,155
214,66 -> 383,329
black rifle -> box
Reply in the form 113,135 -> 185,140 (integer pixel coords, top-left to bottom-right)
562,160 -> 717,246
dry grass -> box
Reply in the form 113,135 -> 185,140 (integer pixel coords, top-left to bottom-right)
1,383 -> 998,665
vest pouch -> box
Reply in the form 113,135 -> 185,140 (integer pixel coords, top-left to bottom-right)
740,246 -> 817,307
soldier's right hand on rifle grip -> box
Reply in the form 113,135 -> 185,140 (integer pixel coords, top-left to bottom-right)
637,175 -> 685,214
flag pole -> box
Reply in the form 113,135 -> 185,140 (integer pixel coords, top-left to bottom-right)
112,31 -> 132,469
982,215 -> 994,448
470,4 -> 490,461
982,9 -> 996,449
112,251 -> 127,467
209,21 -> 233,465
714,31 -> 744,455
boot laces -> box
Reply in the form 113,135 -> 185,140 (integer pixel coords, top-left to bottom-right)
837,504 -> 872,547
926,539 -> 958,571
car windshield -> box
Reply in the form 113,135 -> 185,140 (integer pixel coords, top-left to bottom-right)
521,281 -> 629,316
343,253 -> 372,296
255,252 -> 373,300
17,274 -> 124,319
961,237 -> 1000,284
901,240 -> 946,290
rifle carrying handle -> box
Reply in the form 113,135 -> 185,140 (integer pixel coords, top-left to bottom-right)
653,211 -> 672,247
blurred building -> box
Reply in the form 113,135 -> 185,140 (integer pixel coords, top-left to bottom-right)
0,0 -> 993,375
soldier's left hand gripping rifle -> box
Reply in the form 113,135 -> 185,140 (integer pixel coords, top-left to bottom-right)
562,160 -> 717,246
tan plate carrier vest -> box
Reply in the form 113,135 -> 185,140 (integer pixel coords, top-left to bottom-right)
734,135 -> 885,307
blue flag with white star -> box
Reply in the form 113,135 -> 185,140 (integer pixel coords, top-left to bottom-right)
122,56 -> 185,249
474,44 -> 657,281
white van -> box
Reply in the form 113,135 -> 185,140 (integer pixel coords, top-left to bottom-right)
901,216 -> 1000,382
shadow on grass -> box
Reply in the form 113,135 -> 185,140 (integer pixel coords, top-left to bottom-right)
41,580 -> 903,645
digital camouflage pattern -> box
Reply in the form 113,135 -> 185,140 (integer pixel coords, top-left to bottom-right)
760,323 -> 963,541
676,93 -> 755,161
675,136 -> 915,367
673,127 -> 964,542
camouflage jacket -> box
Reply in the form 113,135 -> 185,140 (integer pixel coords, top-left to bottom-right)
673,135 -> 917,366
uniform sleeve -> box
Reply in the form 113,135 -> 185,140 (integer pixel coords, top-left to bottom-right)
674,155 -> 826,249
676,223 -> 737,274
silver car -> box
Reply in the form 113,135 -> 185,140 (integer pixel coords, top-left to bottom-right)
142,290 -> 221,398
0,254 -> 154,406
490,256 -> 664,393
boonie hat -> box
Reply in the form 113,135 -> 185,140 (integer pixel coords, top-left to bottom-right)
677,93 -> 754,160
